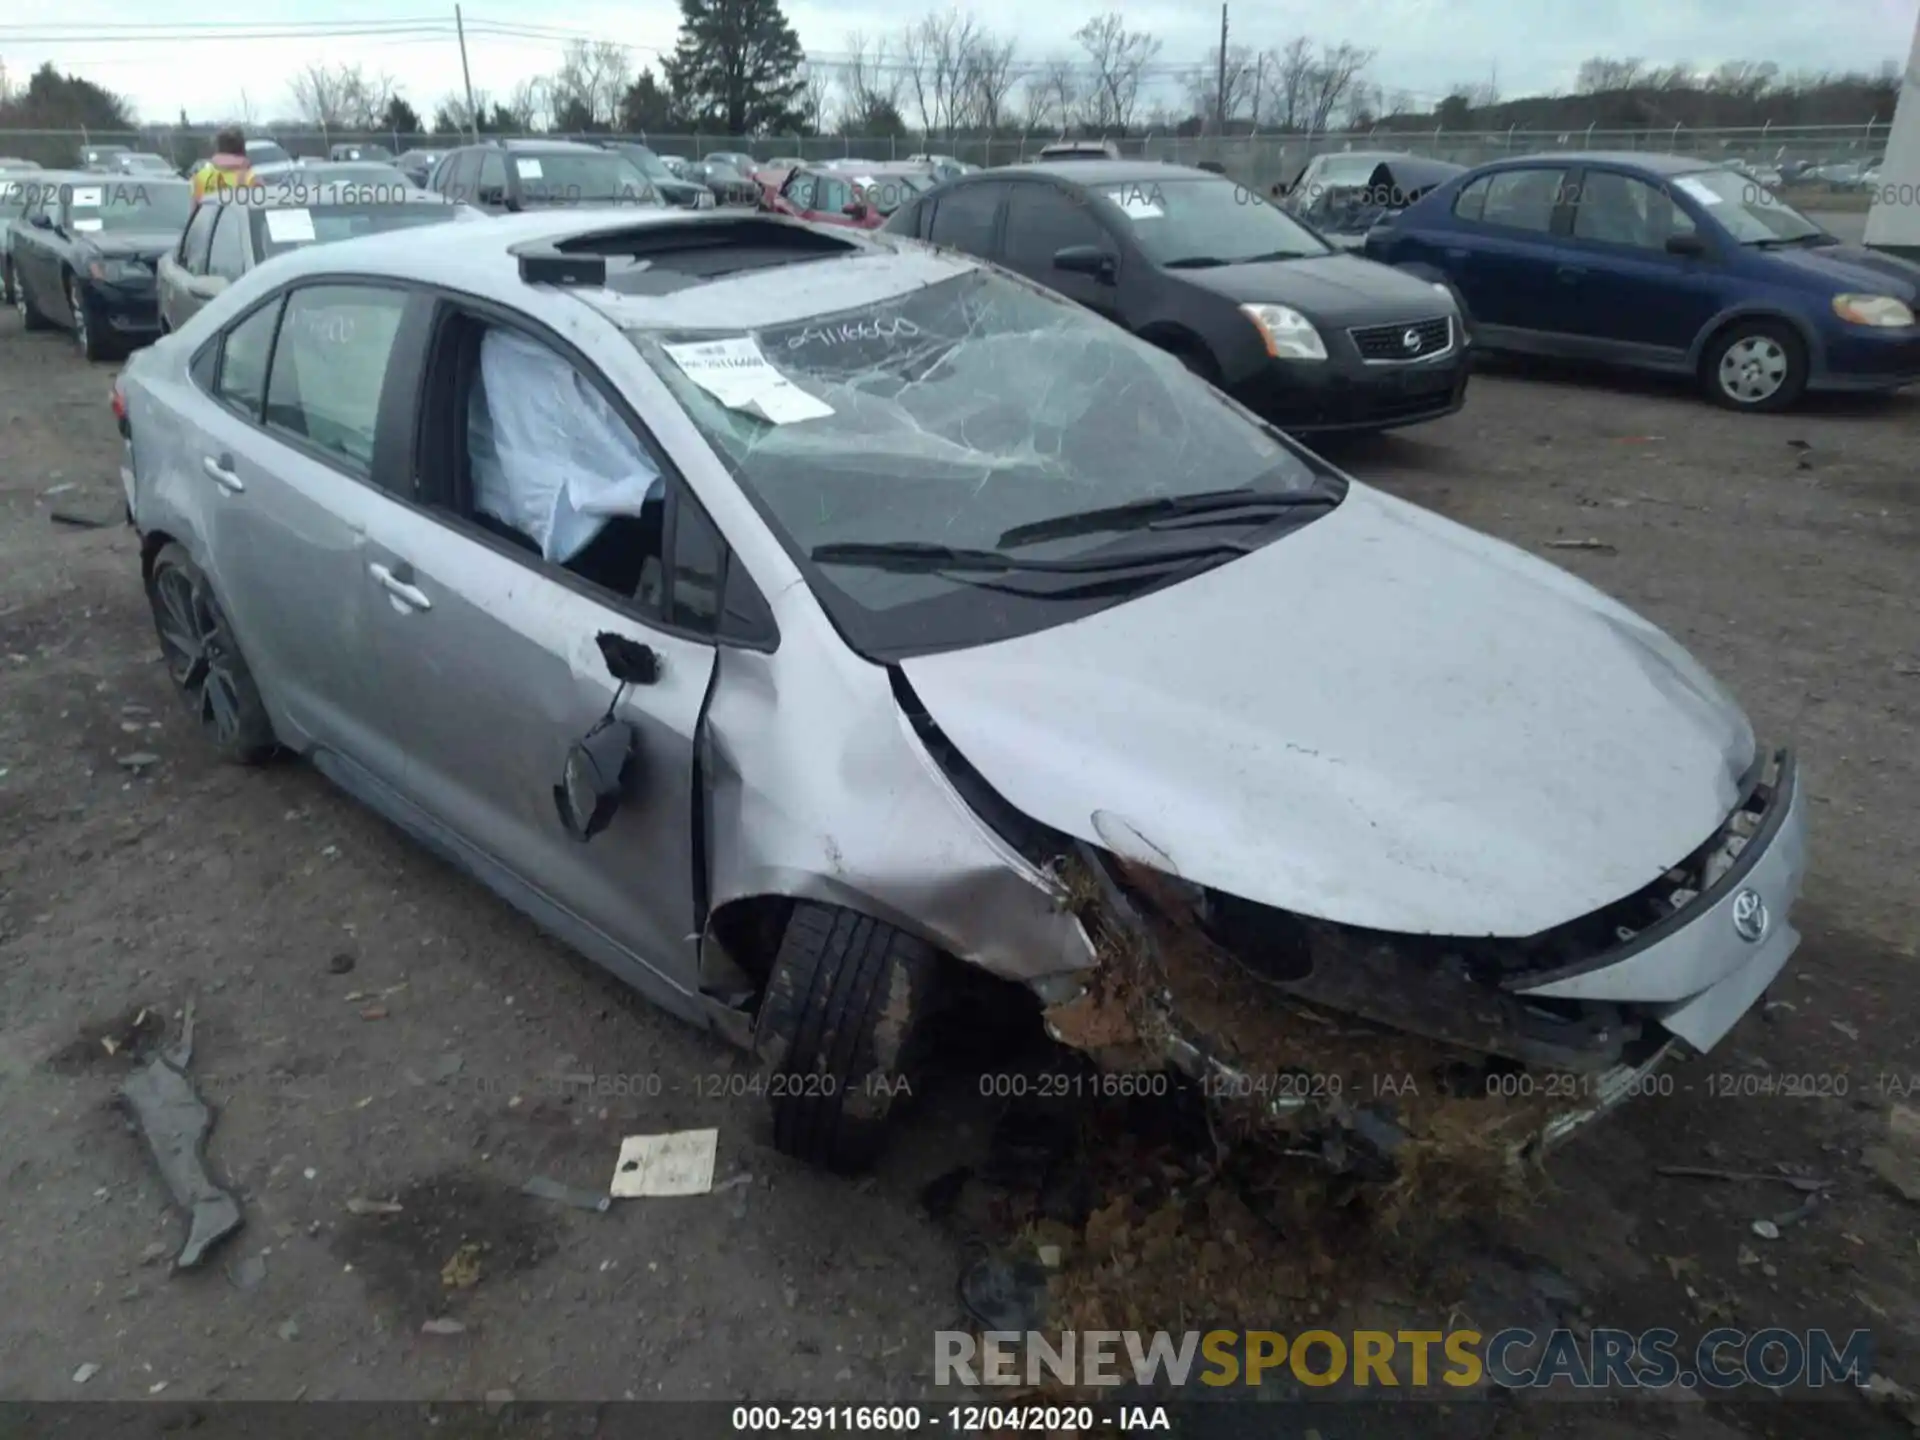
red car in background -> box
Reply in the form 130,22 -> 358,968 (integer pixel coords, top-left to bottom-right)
762,163 -> 938,229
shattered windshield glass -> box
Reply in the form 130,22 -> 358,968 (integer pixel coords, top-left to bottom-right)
629,268 -> 1332,645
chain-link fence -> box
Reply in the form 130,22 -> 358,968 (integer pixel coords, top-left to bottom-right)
0,122 -> 1892,192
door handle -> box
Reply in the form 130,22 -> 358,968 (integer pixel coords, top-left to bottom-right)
201,453 -> 244,493
1557,265 -> 1587,282
368,562 -> 432,612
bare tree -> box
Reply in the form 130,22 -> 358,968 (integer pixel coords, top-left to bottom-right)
289,63 -> 398,130
898,10 -> 986,139
964,33 -> 1019,133
1073,14 -> 1160,132
1575,57 -> 1647,94
798,62 -> 833,134
840,30 -> 905,120
1184,44 -> 1257,129
1708,60 -> 1777,98
1339,79 -> 1381,129
1037,56 -> 1081,133
1301,43 -> 1374,132
1271,38 -> 1315,129
549,38 -> 631,128
503,77 -> 547,132
1384,87 -> 1419,118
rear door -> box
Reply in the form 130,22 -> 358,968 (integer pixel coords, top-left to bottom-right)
1440,165 -> 1576,334
173,281 -> 427,781
159,199 -> 219,330
356,300 -> 726,991
1558,167 -> 1724,358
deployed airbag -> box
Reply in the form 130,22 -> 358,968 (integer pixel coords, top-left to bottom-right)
469,327 -> 662,563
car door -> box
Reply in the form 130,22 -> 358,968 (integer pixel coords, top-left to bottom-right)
923,180 -> 1009,262
998,181 -> 1125,323
357,302 -> 722,989
1435,165 -> 1575,335
183,281 -> 428,785
1558,167 -> 1723,358
161,199 -> 224,330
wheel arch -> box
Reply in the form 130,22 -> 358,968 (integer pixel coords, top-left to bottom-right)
1687,304 -> 1822,373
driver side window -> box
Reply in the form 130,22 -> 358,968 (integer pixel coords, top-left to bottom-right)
816,176 -> 851,214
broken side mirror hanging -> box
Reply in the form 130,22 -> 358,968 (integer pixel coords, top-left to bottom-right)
554,715 -> 640,842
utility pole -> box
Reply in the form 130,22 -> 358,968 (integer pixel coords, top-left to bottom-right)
1215,4 -> 1229,138
455,4 -> 479,140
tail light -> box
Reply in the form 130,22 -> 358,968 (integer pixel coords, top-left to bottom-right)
111,380 -> 129,437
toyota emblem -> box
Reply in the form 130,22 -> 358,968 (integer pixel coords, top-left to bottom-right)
1730,888 -> 1769,943
1402,327 -> 1423,352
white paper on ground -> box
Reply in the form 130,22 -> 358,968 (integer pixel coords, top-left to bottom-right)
72,219 -> 103,232
663,336 -> 834,423
71,186 -> 103,208
1673,176 -> 1723,205
265,208 -> 317,243
515,158 -> 544,179
609,1129 -> 718,1197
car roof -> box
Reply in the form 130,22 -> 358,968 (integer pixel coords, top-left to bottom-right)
982,159 -> 1218,185
1480,150 -> 1714,176
253,209 -> 983,332
485,140 -> 608,154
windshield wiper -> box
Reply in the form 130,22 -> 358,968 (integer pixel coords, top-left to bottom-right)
1232,248 -> 1322,263
1161,256 -> 1234,269
995,485 -> 1338,549
1747,233 -> 1825,248
809,539 -> 1250,574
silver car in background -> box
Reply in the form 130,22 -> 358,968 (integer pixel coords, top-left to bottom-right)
113,209 -> 1807,1172
157,181 -> 480,332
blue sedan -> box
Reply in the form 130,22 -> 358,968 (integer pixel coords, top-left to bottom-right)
1365,151 -> 1920,411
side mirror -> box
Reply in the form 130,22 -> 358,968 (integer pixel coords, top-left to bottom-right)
1666,232 -> 1706,258
843,201 -> 869,219
1054,244 -> 1117,282
477,184 -> 505,206
553,715 -> 640,843
596,631 -> 660,686
29,212 -> 52,229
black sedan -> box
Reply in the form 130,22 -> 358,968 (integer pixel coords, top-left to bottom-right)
886,161 -> 1470,435
10,175 -> 192,360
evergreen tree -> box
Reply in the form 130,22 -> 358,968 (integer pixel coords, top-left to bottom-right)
660,0 -> 806,136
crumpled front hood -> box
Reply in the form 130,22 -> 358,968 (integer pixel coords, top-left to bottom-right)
899,484 -> 1756,938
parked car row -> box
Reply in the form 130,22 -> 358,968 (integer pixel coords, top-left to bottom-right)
91,201 -> 1812,1174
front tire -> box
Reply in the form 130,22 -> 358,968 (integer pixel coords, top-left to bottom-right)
1701,319 -> 1807,412
754,903 -> 942,1171
144,543 -> 277,765
18,271 -> 51,330
1,259 -> 15,308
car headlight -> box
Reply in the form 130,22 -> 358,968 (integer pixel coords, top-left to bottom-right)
696,191 -> 715,209
1240,302 -> 1327,361
1832,293 -> 1915,328
87,259 -> 143,283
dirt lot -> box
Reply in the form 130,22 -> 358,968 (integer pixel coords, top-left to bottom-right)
1,305 -> 1917,1438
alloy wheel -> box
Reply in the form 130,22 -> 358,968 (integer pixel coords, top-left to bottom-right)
1717,335 -> 1788,405
152,566 -> 246,745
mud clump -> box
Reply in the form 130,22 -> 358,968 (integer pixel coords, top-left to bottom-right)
44,1004 -> 168,1073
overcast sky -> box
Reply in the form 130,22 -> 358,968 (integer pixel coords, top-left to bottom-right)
2,0 -> 1914,124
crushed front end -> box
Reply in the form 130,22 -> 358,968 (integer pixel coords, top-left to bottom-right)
1043,749 -> 1807,1171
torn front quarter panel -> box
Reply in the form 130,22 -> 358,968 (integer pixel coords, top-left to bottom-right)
696,628 -> 1096,995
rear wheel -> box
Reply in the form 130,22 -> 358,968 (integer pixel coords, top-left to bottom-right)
68,275 -> 112,362
753,903 -> 942,1171
0,259 -> 15,308
1701,319 -> 1807,412
18,271 -> 50,330
144,543 -> 277,765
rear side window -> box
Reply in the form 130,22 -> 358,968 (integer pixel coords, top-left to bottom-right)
785,173 -> 817,209
1473,168 -> 1568,233
263,285 -> 410,475
215,299 -> 283,416
927,183 -> 1002,254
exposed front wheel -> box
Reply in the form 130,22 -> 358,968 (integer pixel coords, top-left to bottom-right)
144,543 -> 278,765
753,903 -> 942,1171
18,272 -> 50,330
69,276 -> 112,362
1,260 -> 14,308
1701,320 -> 1807,412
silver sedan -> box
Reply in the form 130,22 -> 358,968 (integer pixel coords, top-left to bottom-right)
113,209 -> 1807,1171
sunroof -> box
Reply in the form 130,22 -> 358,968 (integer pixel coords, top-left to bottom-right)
540,216 -> 864,295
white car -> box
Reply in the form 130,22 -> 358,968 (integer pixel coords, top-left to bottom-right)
113,209 -> 1808,1171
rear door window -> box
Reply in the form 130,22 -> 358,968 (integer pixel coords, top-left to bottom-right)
262,284 -> 411,476
1475,168 -> 1569,232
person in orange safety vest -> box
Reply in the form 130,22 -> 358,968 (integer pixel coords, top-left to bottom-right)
191,127 -> 255,203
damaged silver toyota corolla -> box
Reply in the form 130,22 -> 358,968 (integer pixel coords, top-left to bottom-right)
114,210 -> 1806,1172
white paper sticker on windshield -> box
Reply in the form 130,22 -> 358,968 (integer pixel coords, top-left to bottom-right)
663,336 -> 834,424
264,207 -> 317,243
515,158 -> 543,179
1105,188 -> 1163,219
72,218 -> 104,232
71,186 -> 103,208
1673,176 -> 1722,205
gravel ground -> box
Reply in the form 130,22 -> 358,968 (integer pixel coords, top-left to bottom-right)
0,304 -> 1916,1438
